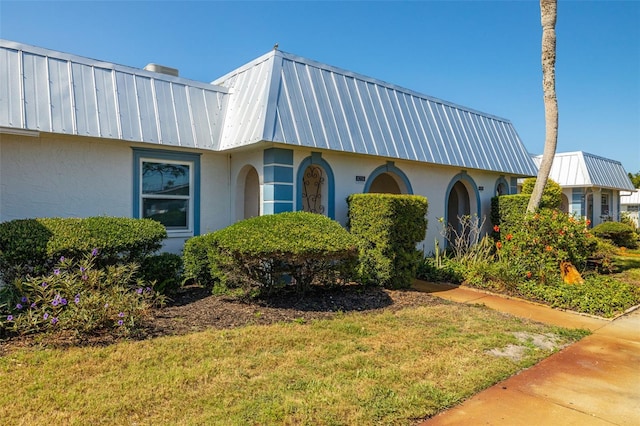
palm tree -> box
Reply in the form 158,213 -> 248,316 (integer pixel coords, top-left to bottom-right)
527,0 -> 558,213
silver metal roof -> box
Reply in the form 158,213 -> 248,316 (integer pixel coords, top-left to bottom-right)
621,190 -> 640,205
0,40 -> 228,149
214,50 -> 537,176
533,151 -> 635,191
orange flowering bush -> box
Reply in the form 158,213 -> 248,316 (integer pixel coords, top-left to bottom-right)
495,209 -> 594,283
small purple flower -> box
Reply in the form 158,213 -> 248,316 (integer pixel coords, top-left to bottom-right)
82,274 -> 88,281
145,287 -> 152,293
80,266 -> 86,273
42,282 -> 48,288
51,317 -> 58,325
52,299 -> 59,307
118,312 -> 125,318
59,256 -> 65,262
74,294 -> 80,304
91,248 -> 99,257
54,269 -> 60,276
16,303 -> 23,310
7,315 -> 13,321
61,298 -> 67,306
43,313 -> 49,320
30,302 -> 37,309
21,296 -> 28,303
136,288 -> 143,295
117,319 -> 124,326
104,303 -> 109,308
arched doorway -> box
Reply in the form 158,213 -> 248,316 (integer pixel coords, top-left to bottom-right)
236,165 -> 260,221
301,164 -> 327,214
447,181 -> 471,231
369,172 -> 402,194
560,193 -> 569,213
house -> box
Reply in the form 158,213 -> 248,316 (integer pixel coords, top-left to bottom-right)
532,152 -> 635,226
0,40 -> 537,253
621,190 -> 640,228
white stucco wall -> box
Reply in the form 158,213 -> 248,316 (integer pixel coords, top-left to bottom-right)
0,132 -> 233,254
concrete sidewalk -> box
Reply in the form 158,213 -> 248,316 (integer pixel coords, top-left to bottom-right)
413,280 -> 640,426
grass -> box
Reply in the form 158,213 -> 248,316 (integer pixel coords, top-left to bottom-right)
0,303 -> 586,425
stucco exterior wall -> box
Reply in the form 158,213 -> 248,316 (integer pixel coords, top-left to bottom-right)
0,133 -> 232,253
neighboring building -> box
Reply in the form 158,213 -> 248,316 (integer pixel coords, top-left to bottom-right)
0,40 -> 537,253
621,190 -> 640,228
532,152 -> 636,226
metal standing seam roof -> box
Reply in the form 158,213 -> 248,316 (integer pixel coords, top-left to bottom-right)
0,40 -> 229,149
533,151 -> 635,191
213,50 -> 538,176
621,190 -> 640,205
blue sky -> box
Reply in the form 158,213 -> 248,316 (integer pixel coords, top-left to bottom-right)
2,0 -> 638,174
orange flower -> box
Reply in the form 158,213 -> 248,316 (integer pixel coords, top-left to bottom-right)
493,225 -> 500,232
559,230 -> 565,235
496,242 -> 503,249
526,271 -> 532,279
545,245 -> 553,252
586,219 -> 591,226
506,233 -> 513,241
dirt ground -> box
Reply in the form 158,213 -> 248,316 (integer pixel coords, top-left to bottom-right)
144,284 -> 446,337
1,284 -> 447,352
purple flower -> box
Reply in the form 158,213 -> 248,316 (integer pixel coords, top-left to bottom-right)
136,288 -> 143,295
7,315 -> 13,321
117,320 -> 124,326
16,303 -> 23,310
43,313 -> 49,320
59,256 -> 65,262
91,248 -> 99,257
30,302 -> 37,309
82,275 -> 88,281
51,317 -> 58,325
74,295 -> 80,304
80,266 -> 86,273
118,312 -> 125,318
21,296 -> 28,303
52,299 -> 59,307
61,298 -> 67,306
145,287 -> 152,293
104,303 -> 109,308
54,269 -> 60,276
42,282 -> 48,288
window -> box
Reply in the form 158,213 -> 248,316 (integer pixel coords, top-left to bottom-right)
133,149 -> 200,236
601,194 -> 610,216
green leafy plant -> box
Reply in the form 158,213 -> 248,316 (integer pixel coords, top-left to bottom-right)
520,177 -> 563,210
0,252 -> 163,339
195,212 -> 359,295
592,221 -> 638,249
139,253 -> 184,295
348,194 -> 428,289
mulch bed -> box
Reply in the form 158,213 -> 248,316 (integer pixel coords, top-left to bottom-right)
1,284 -> 446,353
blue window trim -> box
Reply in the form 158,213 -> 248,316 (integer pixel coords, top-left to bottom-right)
296,152 -> 335,219
494,176 -> 510,196
132,148 -> 201,236
363,161 -> 413,194
444,171 -> 481,220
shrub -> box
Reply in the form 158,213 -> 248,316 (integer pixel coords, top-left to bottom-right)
592,221 -> 638,249
182,233 -> 218,286
0,252 -> 163,339
416,257 -> 465,284
0,217 -> 166,282
520,177 -> 563,210
139,253 -> 184,295
490,194 -> 529,236
206,212 -> 359,295
348,194 -> 428,289
494,209 -> 594,283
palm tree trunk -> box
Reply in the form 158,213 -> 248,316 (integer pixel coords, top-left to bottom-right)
527,0 -> 558,213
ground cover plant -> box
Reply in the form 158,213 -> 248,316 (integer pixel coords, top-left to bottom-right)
418,209 -> 640,318
0,299 -> 586,425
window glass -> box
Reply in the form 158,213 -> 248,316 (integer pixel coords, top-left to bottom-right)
141,161 -> 191,230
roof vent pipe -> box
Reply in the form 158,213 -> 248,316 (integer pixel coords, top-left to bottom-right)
144,63 -> 179,77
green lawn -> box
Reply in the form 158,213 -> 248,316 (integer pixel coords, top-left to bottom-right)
1,303 -> 586,425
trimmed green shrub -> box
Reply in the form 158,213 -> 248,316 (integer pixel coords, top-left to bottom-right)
520,177 -> 562,210
0,252 -> 163,339
182,233 -> 218,286
490,194 -> 529,235
347,194 -> 428,289
0,217 -> 166,281
199,212 -> 359,295
592,221 -> 638,248
139,253 -> 184,295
